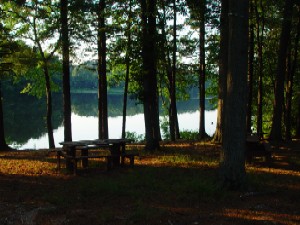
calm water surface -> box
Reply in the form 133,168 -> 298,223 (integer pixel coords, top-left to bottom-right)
5,92 -> 217,150
17,110 -> 217,150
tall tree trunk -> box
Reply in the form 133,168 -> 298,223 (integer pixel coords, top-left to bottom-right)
33,17 -> 55,149
296,97 -> 300,138
199,0 -> 207,139
43,63 -> 55,148
255,0 -> 265,139
246,0 -> 254,134
0,82 -> 12,151
169,0 -> 180,141
98,0 -> 108,139
33,7 -> 58,148
213,0 -> 229,144
270,0 -> 294,141
141,0 -> 160,151
160,0 -> 178,141
61,0 -> 72,142
285,6 -> 300,141
220,0 -> 249,190
122,0 -> 132,139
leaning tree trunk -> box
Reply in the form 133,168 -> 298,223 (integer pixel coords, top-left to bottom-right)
98,0 -> 108,139
32,10 -> 56,149
213,0 -> 229,144
220,0 -> 249,190
270,0 -> 294,141
61,0 -> 72,142
43,63 -> 55,148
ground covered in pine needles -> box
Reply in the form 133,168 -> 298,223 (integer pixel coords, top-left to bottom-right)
0,140 -> 299,225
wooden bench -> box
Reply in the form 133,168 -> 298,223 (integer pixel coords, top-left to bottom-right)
56,149 -> 112,174
56,149 -> 139,174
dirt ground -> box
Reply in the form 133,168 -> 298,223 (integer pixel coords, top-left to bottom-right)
0,140 -> 299,225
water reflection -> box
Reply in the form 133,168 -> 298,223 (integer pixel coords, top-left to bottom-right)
4,90 -> 217,150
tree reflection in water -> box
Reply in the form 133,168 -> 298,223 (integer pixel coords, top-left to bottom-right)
4,91 -> 216,150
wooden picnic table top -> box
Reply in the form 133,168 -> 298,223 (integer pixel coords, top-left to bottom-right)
59,138 -> 132,147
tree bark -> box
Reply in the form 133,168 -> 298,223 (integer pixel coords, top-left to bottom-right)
98,0 -> 108,139
246,0 -> 254,134
199,0 -> 207,139
255,0 -> 265,139
122,0 -> 132,139
160,0 -> 179,141
220,0 -> 249,190
213,0 -> 228,144
141,0 -> 160,151
33,15 -> 55,149
270,0 -> 294,141
0,82 -> 13,151
169,0 -> 180,141
61,0 -> 72,142
43,63 -> 55,148
296,97 -> 300,138
285,5 -> 300,141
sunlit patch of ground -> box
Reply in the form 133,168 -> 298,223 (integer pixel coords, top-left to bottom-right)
0,140 -> 299,225
222,208 -> 300,225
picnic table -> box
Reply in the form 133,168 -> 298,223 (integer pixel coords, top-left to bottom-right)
58,138 -> 137,174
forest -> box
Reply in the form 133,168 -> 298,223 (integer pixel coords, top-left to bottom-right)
0,0 -> 300,189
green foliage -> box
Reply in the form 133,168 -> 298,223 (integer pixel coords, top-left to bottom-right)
160,118 -> 170,140
125,131 -> 145,143
180,130 -> 200,140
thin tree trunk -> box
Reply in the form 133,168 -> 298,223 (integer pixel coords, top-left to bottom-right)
296,97 -> 300,138
43,63 -> 55,148
61,0 -> 72,142
213,0 -> 228,144
220,0 -> 249,190
169,0 -> 180,141
199,0 -> 207,139
160,0 -> 178,141
270,0 -> 294,141
255,0 -> 265,139
33,16 -> 55,148
98,0 -> 108,139
122,0 -> 132,139
285,6 -> 300,141
246,0 -> 254,134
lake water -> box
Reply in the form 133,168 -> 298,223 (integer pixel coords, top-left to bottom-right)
4,92 -> 217,150
17,110 -> 217,150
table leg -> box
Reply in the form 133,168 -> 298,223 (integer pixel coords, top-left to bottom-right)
81,147 -> 88,168
66,146 -> 76,173
109,144 -> 121,167
121,143 -> 126,166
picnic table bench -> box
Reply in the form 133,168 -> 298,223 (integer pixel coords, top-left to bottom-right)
57,139 -> 138,174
